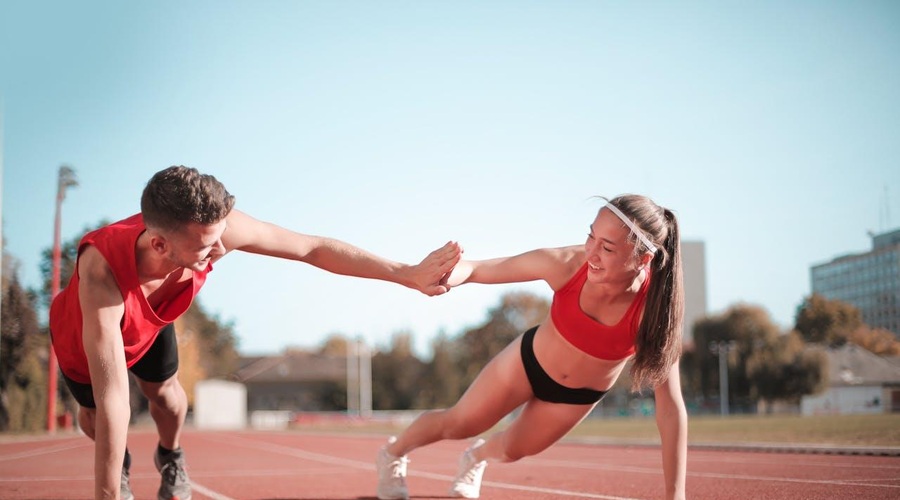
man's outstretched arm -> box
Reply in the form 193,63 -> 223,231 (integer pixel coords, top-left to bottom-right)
219,209 -> 462,296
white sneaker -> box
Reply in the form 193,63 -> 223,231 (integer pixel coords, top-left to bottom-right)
449,438 -> 487,499
376,436 -> 409,500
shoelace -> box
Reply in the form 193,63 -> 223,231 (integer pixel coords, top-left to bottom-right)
459,452 -> 483,483
388,456 -> 409,479
160,461 -> 188,485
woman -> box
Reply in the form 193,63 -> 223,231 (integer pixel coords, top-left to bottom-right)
376,194 -> 688,500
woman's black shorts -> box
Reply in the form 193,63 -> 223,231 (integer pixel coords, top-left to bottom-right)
60,323 -> 180,409
520,326 -> 607,405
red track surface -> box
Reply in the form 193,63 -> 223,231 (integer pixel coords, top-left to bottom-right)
1,428 -> 898,499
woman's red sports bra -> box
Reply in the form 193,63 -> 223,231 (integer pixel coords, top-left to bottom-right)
550,262 -> 650,360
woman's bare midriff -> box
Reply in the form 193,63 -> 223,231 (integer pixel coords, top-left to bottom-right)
531,318 -> 630,392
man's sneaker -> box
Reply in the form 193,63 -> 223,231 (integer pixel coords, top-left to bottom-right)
449,438 -> 487,499
120,461 -> 134,500
376,436 -> 410,500
154,447 -> 192,500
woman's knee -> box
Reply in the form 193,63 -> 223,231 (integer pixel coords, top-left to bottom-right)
497,442 -> 532,463
437,409 -> 487,441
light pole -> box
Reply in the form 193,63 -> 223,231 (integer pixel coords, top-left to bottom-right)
346,337 -> 373,417
346,339 -> 359,416
709,340 -> 737,416
358,338 -> 371,418
47,165 -> 77,432
0,112 -> 4,371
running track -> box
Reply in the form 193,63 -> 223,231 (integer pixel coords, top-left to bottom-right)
1,428 -> 898,499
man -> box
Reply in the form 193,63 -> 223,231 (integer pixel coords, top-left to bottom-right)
49,165 -> 462,500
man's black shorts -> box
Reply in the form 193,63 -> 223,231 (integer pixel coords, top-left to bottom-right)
60,323 -> 180,409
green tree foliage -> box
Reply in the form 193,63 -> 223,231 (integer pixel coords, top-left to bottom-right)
1,254 -> 47,432
687,304 -> 826,412
847,326 -> 900,356
688,305 -> 780,411
372,331 -> 426,410
745,331 -> 827,412
317,333 -> 351,356
795,294 -> 863,346
414,331 -> 464,408
180,301 -> 240,378
457,291 -> 549,388
37,221 -> 109,309
367,292 -> 550,411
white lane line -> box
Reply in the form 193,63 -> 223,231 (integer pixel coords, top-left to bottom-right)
189,467 -> 346,478
0,476 -> 92,482
191,481 -> 237,500
0,468 -> 342,483
687,470 -> 900,489
0,441 -> 89,462
685,454 -> 900,470
531,457 -> 900,490
203,434 -> 647,500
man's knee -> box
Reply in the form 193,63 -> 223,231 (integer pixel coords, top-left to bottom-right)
78,407 -> 97,439
140,375 -> 184,405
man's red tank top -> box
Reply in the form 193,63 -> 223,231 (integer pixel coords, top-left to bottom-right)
550,262 -> 650,360
49,214 -> 212,383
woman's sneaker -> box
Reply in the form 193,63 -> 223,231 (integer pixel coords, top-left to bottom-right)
376,436 -> 410,500
154,447 -> 192,500
449,438 -> 487,499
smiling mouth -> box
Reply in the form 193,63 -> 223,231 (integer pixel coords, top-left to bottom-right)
588,262 -> 600,271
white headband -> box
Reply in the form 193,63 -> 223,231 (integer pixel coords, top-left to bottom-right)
605,202 -> 658,254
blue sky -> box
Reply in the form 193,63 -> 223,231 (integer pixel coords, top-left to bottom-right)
2,1 -> 898,355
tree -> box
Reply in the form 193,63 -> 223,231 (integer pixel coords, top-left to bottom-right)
688,305 -> 781,412
318,333 -> 351,356
745,331 -> 827,412
687,304 -> 827,413
372,331 -> 427,410
36,221 -> 109,310
415,331 -> 465,408
457,291 -> 549,388
847,326 -> 900,356
1,254 -> 47,431
795,294 -> 862,346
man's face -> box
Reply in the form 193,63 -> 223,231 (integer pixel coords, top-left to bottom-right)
162,219 -> 228,271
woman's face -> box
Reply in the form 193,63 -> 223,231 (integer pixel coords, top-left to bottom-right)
583,208 -> 644,284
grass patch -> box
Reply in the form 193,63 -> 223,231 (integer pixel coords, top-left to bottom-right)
567,413 -> 900,447
292,412 -> 900,448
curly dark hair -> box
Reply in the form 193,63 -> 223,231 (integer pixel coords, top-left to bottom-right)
140,166 -> 235,232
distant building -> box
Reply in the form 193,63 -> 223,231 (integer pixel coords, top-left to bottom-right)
235,349 -> 346,413
810,227 -> 900,336
801,343 -> 900,415
682,240 -> 708,343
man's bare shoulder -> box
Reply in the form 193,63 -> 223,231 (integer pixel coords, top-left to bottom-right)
77,245 -> 116,287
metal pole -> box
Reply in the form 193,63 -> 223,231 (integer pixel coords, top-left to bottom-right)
47,165 -> 77,432
0,110 -> 4,371
359,339 -> 371,418
346,339 -> 359,416
718,346 -> 729,416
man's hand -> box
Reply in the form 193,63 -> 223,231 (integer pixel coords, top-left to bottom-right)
406,241 -> 462,296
